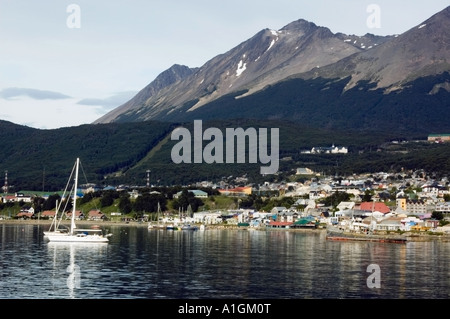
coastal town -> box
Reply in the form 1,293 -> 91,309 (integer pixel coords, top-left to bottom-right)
1,165 -> 450,239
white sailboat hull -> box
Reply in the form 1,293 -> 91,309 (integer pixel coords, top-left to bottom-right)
46,233 -> 109,243
43,230 -> 68,237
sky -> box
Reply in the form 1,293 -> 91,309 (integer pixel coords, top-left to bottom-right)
0,0 -> 448,130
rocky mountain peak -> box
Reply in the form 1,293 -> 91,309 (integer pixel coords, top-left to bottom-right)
93,6 -> 450,125
279,19 -> 318,33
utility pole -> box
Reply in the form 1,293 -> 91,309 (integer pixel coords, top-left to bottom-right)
42,167 -> 45,192
3,170 -> 8,195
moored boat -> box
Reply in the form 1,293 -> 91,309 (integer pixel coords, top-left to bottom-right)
326,225 -> 407,244
45,158 -> 111,244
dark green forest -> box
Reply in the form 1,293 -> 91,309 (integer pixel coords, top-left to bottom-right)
1,117 -> 449,192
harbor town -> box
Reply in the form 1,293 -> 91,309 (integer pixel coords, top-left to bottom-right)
1,169 -> 450,241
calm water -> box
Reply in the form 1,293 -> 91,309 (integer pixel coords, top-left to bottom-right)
0,223 -> 449,299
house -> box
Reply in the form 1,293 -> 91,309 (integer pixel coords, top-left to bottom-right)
290,216 -> 318,228
376,217 -> 402,231
278,211 -> 299,223
336,201 -> 355,211
174,189 -> 208,199
309,190 -> 327,200
435,202 -> 450,213
65,210 -> 84,220
14,193 -> 33,203
41,210 -> 57,219
406,199 -> 429,215
88,209 -> 106,221
310,145 -> 348,154
424,219 -> 439,229
296,167 -> 315,175
16,212 -> 34,219
266,221 -> 292,228
80,183 -> 101,193
359,202 -> 390,214
270,207 -> 287,216
336,209 -> 371,219
421,181 -> 446,197
218,186 -> 252,196
192,211 -> 223,224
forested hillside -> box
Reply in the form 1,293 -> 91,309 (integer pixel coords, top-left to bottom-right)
1,119 -> 449,191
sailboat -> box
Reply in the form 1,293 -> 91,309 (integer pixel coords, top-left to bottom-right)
44,164 -> 79,237
180,204 -> 198,230
43,197 -> 71,237
148,202 -> 165,230
46,158 -> 110,243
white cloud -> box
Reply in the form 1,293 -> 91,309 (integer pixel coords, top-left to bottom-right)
0,87 -> 71,100
0,97 -> 106,130
77,91 -> 138,108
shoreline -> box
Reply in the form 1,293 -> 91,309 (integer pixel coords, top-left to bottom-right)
0,219 -> 323,231
2,219 -> 449,241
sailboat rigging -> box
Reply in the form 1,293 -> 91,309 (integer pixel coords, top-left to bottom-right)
45,158 -> 110,243
148,202 -> 165,229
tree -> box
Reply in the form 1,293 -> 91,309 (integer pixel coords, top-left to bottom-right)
172,189 -> 203,213
321,191 -> 351,208
431,211 -> 444,220
100,191 -> 115,207
118,193 -> 132,214
362,189 -> 373,202
133,193 -> 167,214
33,196 -> 46,213
43,194 -> 61,211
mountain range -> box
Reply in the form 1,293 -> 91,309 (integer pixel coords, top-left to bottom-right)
94,6 -> 450,134
1,7 -> 450,190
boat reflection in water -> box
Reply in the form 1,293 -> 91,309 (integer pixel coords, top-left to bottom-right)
46,241 -> 108,298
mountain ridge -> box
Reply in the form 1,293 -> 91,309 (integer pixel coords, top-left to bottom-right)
92,6 -> 450,134
297,5 -> 450,91
93,14 -> 396,124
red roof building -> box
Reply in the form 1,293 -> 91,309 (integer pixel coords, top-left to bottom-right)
41,210 -> 57,219
88,209 -> 106,220
359,202 -> 390,214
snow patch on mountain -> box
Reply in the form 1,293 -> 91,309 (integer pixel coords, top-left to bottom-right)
236,59 -> 247,76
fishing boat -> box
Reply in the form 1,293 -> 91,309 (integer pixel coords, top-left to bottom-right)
45,158 -> 111,243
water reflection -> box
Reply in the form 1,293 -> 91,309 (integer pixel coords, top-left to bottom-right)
46,242 -> 109,298
0,224 -> 449,299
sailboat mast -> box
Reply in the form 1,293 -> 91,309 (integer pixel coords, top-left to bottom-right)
157,202 -> 160,227
70,158 -> 80,235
